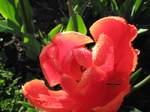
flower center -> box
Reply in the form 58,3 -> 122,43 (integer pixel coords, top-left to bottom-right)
80,66 -> 86,72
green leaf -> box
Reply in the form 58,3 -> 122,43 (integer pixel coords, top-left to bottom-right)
118,105 -> 141,112
0,19 -> 22,37
78,0 -> 87,7
138,28 -> 148,34
38,30 -> 51,45
0,0 -> 21,26
122,0 -> 136,19
130,68 -> 142,84
48,24 -> 63,40
90,0 -> 109,17
110,0 -> 120,15
131,0 -> 143,17
65,13 -> 87,34
78,3 -> 86,16
18,0 -> 34,33
71,0 -> 78,8
25,108 -> 42,112
39,30 -> 45,39
18,101 -> 35,110
111,0 -> 119,11
131,75 -> 150,93
23,33 -> 41,60
0,20 -> 13,32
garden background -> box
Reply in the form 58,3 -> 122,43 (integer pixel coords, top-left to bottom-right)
0,0 -> 150,112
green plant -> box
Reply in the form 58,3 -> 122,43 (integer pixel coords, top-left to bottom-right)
47,0 -> 88,41
0,0 -> 41,60
0,52 -> 23,111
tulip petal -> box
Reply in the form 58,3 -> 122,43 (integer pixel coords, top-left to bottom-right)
92,34 -> 114,72
90,18 -> 132,109
40,44 -> 62,87
62,47 -> 92,81
22,80 -> 75,112
61,74 -> 78,93
40,32 -> 93,87
73,105 -> 89,112
61,66 -> 106,110
90,16 -> 138,76
90,80 -> 130,112
90,16 -> 137,42
52,31 -> 93,63
73,47 -> 92,69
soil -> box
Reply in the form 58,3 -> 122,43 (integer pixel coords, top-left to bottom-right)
0,0 -> 150,111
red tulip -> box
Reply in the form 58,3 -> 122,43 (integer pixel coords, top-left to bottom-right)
22,16 -> 138,112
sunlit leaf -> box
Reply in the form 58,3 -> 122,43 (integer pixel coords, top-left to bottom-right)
48,24 -> 63,40
131,0 -> 143,17
138,28 -> 148,34
66,13 -> 87,34
0,0 -> 21,25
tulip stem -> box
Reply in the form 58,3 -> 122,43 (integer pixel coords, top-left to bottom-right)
68,0 -> 73,17
20,0 -> 29,33
131,75 -> 150,93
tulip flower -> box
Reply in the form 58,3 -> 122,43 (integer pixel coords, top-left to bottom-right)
22,16 -> 138,112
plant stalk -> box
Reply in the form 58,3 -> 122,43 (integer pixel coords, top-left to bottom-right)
20,0 -> 30,33
131,75 -> 150,93
68,0 -> 73,17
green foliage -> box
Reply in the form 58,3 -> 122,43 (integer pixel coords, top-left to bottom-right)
0,50 -> 42,111
23,33 -> 41,60
0,54 -> 23,111
0,0 -> 21,26
131,75 -> 150,93
90,0 -> 150,24
18,101 -> 42,112
48,24 -> 64,40
48,0 -> 87,40
70,0 -> 87,16
66,12 -> 87,34
0,0 -> 41,60
39,30 -> 51,45
0,0 -> 22,37
66,0 -> 87,34
18,101 -> 36,110
18,0 -> 34,34
130,68 -> 142,84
